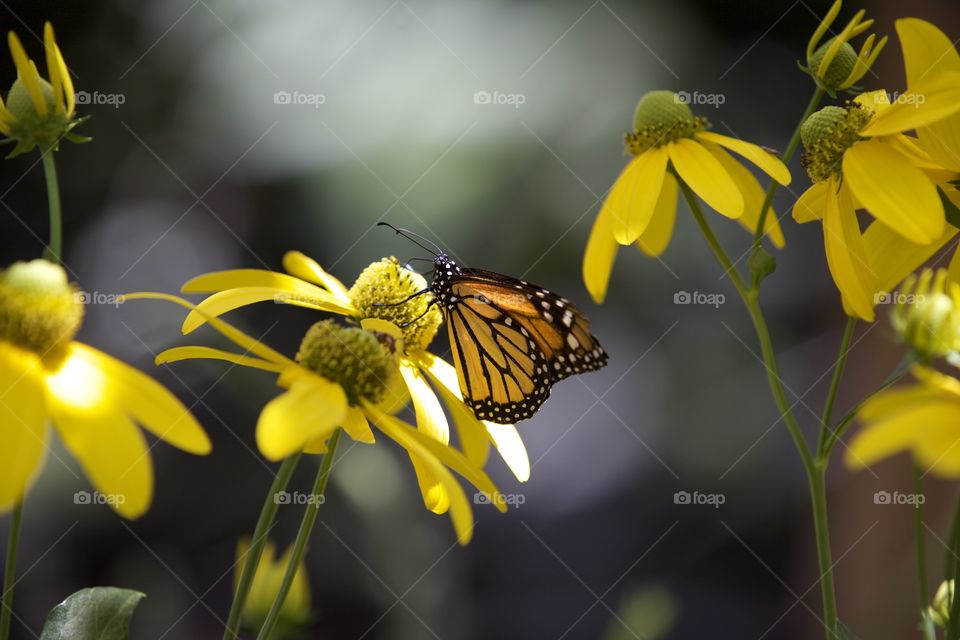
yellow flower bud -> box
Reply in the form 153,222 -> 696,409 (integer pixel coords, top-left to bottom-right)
930,580 -> 955,628
235,538 -> 311,635
890,269 -> 960,361
803,1 -> 887,93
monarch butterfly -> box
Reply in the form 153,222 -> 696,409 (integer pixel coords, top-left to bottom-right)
379,223 -> 608,424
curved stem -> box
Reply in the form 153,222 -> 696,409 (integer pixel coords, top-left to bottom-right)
0,501 -> 24,640
816,317 -> 856,458
681,181 -> 839,635
680,181 -> 814,474
223,453 -> 303,640
749,86 -> 825,260
256,430 -> 341,640
914,464 -> 936,640
40,149 -> 63,265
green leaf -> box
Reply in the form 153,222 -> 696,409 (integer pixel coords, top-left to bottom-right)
748,246 -> 776,285
40,587 -> 145,640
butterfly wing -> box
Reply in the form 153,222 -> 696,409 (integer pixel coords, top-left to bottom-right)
442,269 -> 607,423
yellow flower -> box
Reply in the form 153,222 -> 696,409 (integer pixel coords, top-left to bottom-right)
890,269 -> 960,361
802,0 -> 886,93
235,537 -> 310,635
130,285 -> 511,545
846,365 -> 960,476
583,90 -> 791,303
930,580 -> 955,628
1,23 -> 87,157
0,260 -> 210,518
793,86 -> 960,321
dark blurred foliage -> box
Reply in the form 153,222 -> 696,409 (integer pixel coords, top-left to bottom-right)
1,1 -> 958,638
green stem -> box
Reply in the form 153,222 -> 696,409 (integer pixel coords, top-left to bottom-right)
680,181 -> 814,475
947,492 -> 960,640
748,86 -> 825,267
681,181 -> 838,636
816,317 -> 856,458
0,501 -> 23,640
223,453 -> 303,640
808,466 -> 838,638
40,149 -> 63,265
256,430 -> 341,640
914,464 -> 936,640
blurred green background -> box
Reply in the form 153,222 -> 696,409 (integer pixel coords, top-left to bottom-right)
1,0 -> 958,638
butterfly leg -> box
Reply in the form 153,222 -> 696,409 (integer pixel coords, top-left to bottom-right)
372,288 -> 430,308
398,298 -> 439,328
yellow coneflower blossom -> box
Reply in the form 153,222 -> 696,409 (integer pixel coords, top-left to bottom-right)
847,366 -> 960,477
801,0 -> 886,93
131,291 -> 507,544
235,537 -> 310,635
793,86 -> 960,321
0,260 -> 210,518
1,23 -> 87,157
889,269 -> 960,361
583,90 -> 791,303
173,253 -> 530,513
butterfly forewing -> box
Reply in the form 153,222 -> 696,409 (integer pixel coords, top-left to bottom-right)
432,261 -> 608,424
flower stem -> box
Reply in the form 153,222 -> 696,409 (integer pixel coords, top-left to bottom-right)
256,429 -> 341,640
0,501 -> 24,640
816,317 -> 856,458
749,86 -> 825,260
681,180 -> 839,636
914,464 -> 937,640
40,148 -> 63,265
223,452 -> 303,640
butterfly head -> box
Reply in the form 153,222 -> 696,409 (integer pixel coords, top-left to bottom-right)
431,254 -> 461,291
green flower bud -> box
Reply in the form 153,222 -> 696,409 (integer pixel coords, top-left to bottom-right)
625,90 -> 709,155
890,270 -> 960,361
808,38 -> 858,92
349,258 -> 442,351
800,104 -> 872,183
0,259 -> 82,365
296,319 -> 398,406
930,580 -> 955,628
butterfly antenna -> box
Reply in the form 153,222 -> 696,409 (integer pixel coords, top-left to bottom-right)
377,222 -> 441,257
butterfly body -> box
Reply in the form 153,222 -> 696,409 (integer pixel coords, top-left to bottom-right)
429,253 -> 608,424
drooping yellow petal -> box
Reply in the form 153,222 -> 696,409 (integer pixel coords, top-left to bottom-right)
8,32 -> 47,117
409,455 -> 450,514
363,406 -> 477,545
46,391 -> 153,520
861,72 -> 960,137
896,19 -> 960,171
399,361 -> 449,443
914,425 -> 960,477
863,220 -> 956,293
635,171 -> 678,258
607,147 -> 669,245
583,198 -> 618,304
182,285 -> 352,334
411,350 -> 530,481
341,406 -> 375,444
256,376 -> 347,461
282,251 -> 351,303
704,142 -> 785,248
822,180 -> 876,321
484,422 -> 530,482
695,131 -> 791,186
156,346 -> 285,373
0,345 -> 49,512
668,139 -> 743,219
807,0 -> 841,60
52,44 -> 73,116
842,138 -> 944,244
124,293 -> 296,368
43,23 -> 63,115
64,343 -> 211,454
793,182 -> 827,224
